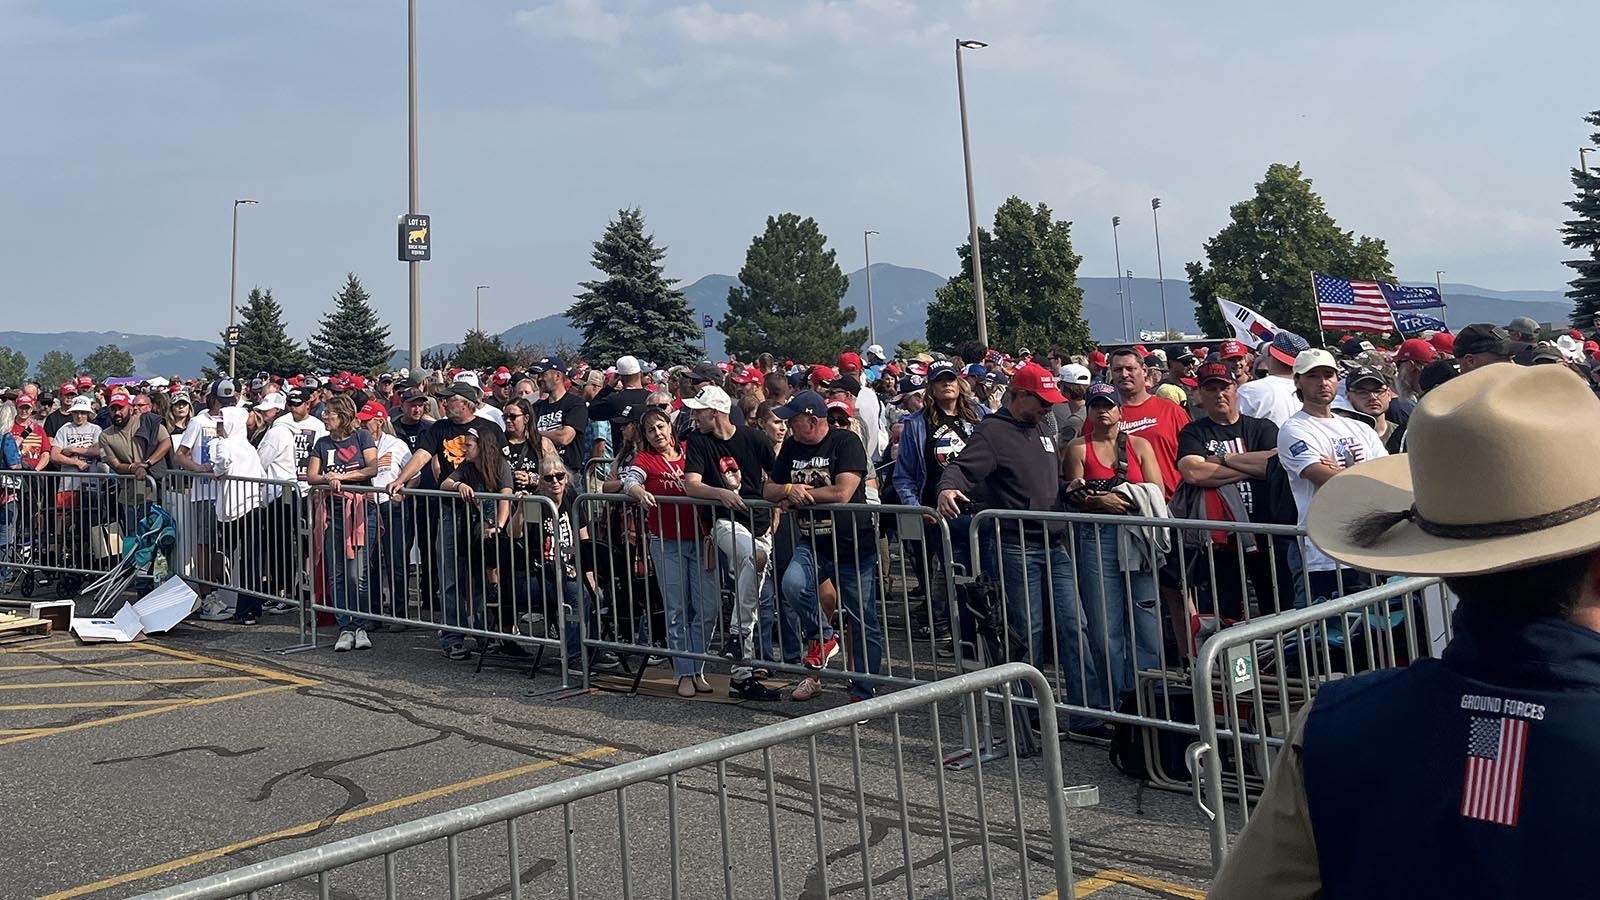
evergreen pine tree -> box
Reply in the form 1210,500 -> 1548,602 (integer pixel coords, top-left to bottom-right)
307,273 -> 394,374
567,208 -> 700,366
720,214 -> 866,363
1563,110 -> 1600,333
208,287 -> 312,376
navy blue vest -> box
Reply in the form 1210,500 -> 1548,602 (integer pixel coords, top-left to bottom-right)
1302,611 -> 1600,898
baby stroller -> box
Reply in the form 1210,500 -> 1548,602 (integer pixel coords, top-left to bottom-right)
86,503 -> 177,615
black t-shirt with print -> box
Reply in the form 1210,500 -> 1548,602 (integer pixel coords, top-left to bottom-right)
684,424 -> 775,534
771,426 -> 871,558
419,417 -> 505,489
1176,414 -> 1278,518
532,391 -> 589,472
393,417 -> 431,454
311,430 -> 376,484
920,414 -> 979,509
503,438 -> 541,480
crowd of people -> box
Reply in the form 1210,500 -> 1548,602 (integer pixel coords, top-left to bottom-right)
0,315 -> 1587,717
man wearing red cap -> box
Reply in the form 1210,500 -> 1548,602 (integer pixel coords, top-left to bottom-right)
1427,331 -> 1455,357
836,351 -> 883,464
1392,338 -> 1438,406
1218,339 -> 1252,387
1088,350 -> 1109,383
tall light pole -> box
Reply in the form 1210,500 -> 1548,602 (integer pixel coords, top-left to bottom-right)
862,230 -> 879,348
406,0 -> 422,372
955,38 -> 989,349
227,198 -> 258,379
474,285 -> 490,334
1126,269 -> 1136,342
1436,270 -> 1446,328
1112,216 -> 1127,341
1151,197 -> 1170,337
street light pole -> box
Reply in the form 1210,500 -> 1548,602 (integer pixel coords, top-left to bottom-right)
1581,147 -> 1594,177
1112,216 -> 1126,341
1436,270 -> 1446,329
955,38 -> 989,349
1151,197 -> 1170,337
863,230 -> 879,347
1126,269 -> 1136,342
227,198 -> 258,379
407,0 -> 422,373
474,285 -> 490,334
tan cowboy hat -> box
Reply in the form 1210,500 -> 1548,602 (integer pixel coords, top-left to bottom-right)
1308,364 -> 1600,576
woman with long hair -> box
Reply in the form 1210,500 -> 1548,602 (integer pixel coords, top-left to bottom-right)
360,401 -> 413,626
622,408 -> 714,697
165,392 -> 192,435
501,397 -> 542,494
439,424 -> 514,660
306,394 -> 380,652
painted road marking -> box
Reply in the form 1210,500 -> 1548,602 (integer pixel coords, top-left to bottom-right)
42,746 -> 621,900
0,660 -> 211,671
1041,868 -> 1208,899
0,676 -> 264,690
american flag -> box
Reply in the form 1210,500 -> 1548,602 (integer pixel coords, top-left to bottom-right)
1313,274 -> 1398,332
1461,716 -> 1528,827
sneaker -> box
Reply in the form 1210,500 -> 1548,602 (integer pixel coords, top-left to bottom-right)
591,651 -> 625,673
198,597 -> 235,621
802,637 -> 839,670
790,675 -> 822,701
230,611 -> 259,626
444,644 -> 472,661
729,677 -> 782,702
333,630 -> 356,652
720,631 -> 744,662
353,628 -> 372,651
264,600 -> 296,615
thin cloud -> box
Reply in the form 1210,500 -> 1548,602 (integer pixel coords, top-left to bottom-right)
511,0 -> 630,46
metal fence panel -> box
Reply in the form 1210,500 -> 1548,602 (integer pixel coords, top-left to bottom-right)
128,663 -> 1077,900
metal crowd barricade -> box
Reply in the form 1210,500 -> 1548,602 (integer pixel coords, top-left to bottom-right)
1190,575 -> 1447,869
298,483 -> 574,685
0,468 -> 157,599
129,662 -> 1077,900
570,492 -> 965,696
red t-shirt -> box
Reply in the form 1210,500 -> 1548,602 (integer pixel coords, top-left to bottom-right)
623,447 -> 700,541
1083,395 -> 1186,498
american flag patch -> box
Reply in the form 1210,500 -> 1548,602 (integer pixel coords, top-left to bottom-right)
1461,716 -> 1528,826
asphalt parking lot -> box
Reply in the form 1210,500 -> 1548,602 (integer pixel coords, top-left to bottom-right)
0,611 -> 1214,899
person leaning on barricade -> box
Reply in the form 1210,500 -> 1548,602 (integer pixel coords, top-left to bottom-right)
306,394 -> 381,653
935,362 -> 1101,733
1211,363 -> 1600,899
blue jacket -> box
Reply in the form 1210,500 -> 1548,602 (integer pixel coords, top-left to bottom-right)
891,404 -> 989,507
1301,609 -> 1600,899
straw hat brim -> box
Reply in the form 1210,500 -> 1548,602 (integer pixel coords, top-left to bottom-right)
1307,454 -> 1600,577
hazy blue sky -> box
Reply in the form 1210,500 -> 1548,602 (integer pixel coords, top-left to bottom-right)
2,0 -> 1591,342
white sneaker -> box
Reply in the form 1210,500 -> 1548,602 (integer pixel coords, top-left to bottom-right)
333,630 -> 356,652
198,597 -> 235,621
353,628 -> 372,651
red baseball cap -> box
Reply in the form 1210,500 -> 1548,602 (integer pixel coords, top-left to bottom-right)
1393,338 -> 1438,365
836,352 -> 863,373
1194,346 -> 1210,359
1132,344 -> 1150,357
349,374 -> 368,391
1428,332 -> 1456,355
1587,340 -> 1600,357
76,375 -> 93,388
809,365 -> 838,384
1218,339 -> 1247,359
825,396 -> 856,417
1571,329 -> 1585,340
15,393 -> 35,408
1011,362 -> 1066,404
60,382 -> 78,396
108,392 -> 131,408
356,400 -> 388,421
1088,350 -> 1108,367
493,366 -> 512,385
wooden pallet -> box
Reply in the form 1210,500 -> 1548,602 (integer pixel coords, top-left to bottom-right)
0,614 -> 52,645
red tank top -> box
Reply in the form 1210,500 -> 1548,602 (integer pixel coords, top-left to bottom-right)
1082,435 -> 1146,485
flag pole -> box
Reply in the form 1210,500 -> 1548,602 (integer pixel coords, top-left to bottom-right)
1310,271 -> 1327,347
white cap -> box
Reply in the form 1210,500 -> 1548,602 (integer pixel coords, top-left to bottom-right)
68,396 -> 94,413
454,371 -> 481,388
398,367 -> 410,379
865,344 -> 886,361
1293,348 -> 1340,375
615,355 -> 642,376
1059,363 -> 1091,386
254,393 -> 287,412
681,385 -> 732,415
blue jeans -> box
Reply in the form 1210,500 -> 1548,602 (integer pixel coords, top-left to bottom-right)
325,498 -> 379,631
650,536 -> 717,679
378,501 -> 413,620
436,504 -> 483,649
1075,522 -> 1160,711
989,536 -> 1092,717
783,540 -> 883,700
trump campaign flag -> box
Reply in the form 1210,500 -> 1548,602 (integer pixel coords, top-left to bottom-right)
1215,297 -> 1278,346
1381,282 -> 1446,311
1313,274 -> 1400,332
1392,310 -> 1450,335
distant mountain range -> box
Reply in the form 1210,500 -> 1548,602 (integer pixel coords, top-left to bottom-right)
0,272 -> 1576,380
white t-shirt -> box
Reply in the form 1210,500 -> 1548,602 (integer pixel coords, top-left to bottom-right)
371,432 -> 412,499
54,421 -> 103,491
1237,375 -> 1300,428
1278,410 -> 1389,573
475,403 -> 506,430
179,411 -> 224,501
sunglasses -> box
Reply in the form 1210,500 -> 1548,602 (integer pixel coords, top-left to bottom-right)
504,413 -> 523,420
541,473 -> 567,484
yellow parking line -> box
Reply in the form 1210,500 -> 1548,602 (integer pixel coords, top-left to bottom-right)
0,641 -> 83,653
0,727 -> 43,735
0,660 -> 207,671
0,699 -> 186,711
1045,868 -> 1207,899
0,676 -> 261,691
0,683 -> 304,748
128,642 -> 318,686
42,745 -> 620,900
